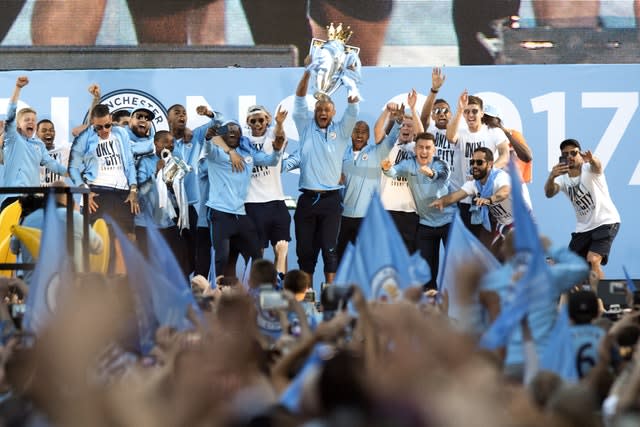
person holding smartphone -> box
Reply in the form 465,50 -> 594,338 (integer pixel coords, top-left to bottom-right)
544,138 -> 621,280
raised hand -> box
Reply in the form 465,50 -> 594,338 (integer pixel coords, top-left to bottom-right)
431,67 -> 446,91
274,105 -> 288,125
88,83 -> 101,99
196,105 -> 211,117
407,88 -> 418,110
16,76 -> 29,88
457,90 -> 468,111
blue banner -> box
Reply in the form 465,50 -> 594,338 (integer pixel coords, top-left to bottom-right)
1,65 -> 638,280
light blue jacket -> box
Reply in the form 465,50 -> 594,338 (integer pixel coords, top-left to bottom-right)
2,102 -> 66,190
292,96 -> 358,191
126,126 -> 154,158
384,157 -> 454,227
204,137 -> 282,215
135,152 -> 181,229
68,125 -> 137,187
341,123 -> 400,218
174,114 -> 223,206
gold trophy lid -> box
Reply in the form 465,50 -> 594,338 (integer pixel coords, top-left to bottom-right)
326,22 -> 353,44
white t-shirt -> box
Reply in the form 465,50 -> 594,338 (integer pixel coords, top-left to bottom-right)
453,125 -> 508,196
380,141 -> 416,213
40,144 -> 70,186
554,163 -> 621,232
92,137 -> 129,190
427,123 -> 457,188
245,128 -> 286,203
461,169 -> 514,226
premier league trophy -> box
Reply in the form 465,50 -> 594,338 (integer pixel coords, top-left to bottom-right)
308,22 -> 362,100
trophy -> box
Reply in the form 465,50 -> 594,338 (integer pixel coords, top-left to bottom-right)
308,22 -> 362,100
161,148 -> 192,184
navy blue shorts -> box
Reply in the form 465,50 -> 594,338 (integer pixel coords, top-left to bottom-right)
245,200 -> 292,248
570,223 -> 620,266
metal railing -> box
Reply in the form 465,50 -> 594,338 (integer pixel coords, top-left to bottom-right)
0,186 -> 91,272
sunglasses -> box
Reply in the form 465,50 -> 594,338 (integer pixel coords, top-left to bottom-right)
469,159 -> 486,166
249,117 -> 265,125
433,107 -> 450,115
463,108 -> 480,115
93,123 -> 112,131
134,114 -> 150,121
561,149 -> 580,157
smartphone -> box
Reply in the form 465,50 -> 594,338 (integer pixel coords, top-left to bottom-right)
11,303 -> 26,318
559,155 -> 568,165
259,290 -> 289,311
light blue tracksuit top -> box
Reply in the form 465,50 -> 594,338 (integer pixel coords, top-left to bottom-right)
68,125 -> 137,187
174,114 -> 223,206
205,137 -> 281,215
292,96 -> 358,191
384,157 -> 454,227
341,122 -> 400,218
126,126 -> 155,158
2,102 -> 67,203
135,152 -> 181,229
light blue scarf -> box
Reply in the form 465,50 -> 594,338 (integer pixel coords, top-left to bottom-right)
470,168 -> 500,231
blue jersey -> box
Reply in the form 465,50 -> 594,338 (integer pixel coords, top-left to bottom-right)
126,126 -> 154,158
570,324 -> 605,378
135,152 -> 181,228
384,157 -> 454,227
292,95 -> 358,191
341,123 -> 399,218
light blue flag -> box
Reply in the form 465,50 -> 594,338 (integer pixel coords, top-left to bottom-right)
540,305 -> 579,382
109,218 -> 158,354
145,224 -> 201,318
479,159 -> 551,349
623,266 -> 637,293
334,195 -> 430,300
279,344 -> 327,413
439,213 -> 500,320
242,257 -> 252,291
22,192 -> 73,333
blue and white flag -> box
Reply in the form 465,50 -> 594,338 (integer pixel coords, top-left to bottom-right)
280,344 -> 328,413
439,213 -> 500,320
479,159 -> 551,349
623,265 -> 637,293
334,195 -> 430,301
22,192 -> 72,333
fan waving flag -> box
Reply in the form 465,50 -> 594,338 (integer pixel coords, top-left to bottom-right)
540,304 -> 579,382
623,266 -> 637,293
22,191 -> 73,333
333,195 -> 430,301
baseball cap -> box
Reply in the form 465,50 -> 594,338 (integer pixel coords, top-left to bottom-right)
483,104 -> 500,119
568,290 -> 599,324
131,107 -> 155,120
247,105 -> 269,117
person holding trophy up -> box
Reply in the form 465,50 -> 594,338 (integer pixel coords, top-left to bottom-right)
293,23 -> 361,285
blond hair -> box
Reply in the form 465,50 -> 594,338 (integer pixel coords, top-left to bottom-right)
17,107 -> 37,122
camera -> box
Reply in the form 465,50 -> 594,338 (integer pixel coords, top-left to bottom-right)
321,285 -> 353,321
259,288 -> 289,311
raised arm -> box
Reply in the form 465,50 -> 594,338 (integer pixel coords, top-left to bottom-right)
420,67 -> 446,129
446,90 -> 467,143
72,84 -> 102,137
407,89 -> 424,134
374,102 -> 400,143
503,128 -> 532,163
296,70 -> 311,97
493,140 -> 511,169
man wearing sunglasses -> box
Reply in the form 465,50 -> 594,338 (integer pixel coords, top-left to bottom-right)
446,91 -> 510,236
126,107 -> 156,159
544,139 -> 620,280
69,103 -> 139,236
243,105 -> 291,267
420,68 -> 456,176
431,147 -> 513,254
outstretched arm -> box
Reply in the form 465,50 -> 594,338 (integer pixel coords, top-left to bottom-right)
430,189 -> 468,210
